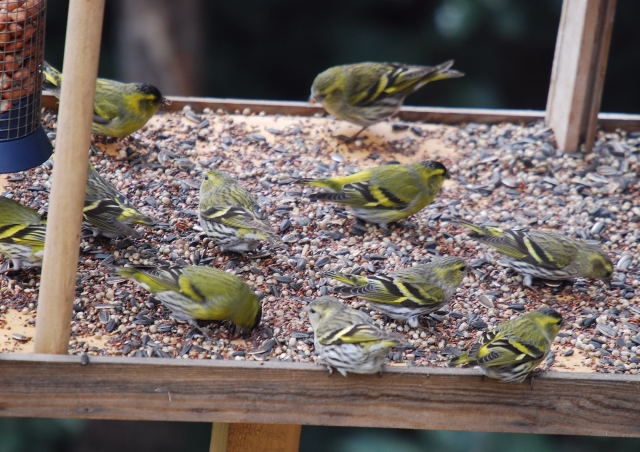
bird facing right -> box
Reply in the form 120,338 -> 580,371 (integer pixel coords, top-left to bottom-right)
83,164 -> 157,239
450,307 -> 563,383
310,60 -> 464,140
306,296 -> 404,376
297,160 -> 448,226
43,62 -> 164,138
116,265 -> 262,334
453,218 -> 613,283
327,255 -> 467,328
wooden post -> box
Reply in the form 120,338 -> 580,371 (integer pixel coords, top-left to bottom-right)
211,423 -> 301,452
34,0 -> 105,354
545,0 -> 616,153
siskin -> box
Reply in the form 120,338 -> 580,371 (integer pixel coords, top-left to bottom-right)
454,218 -> 613,282
310,60 -> 463,140
297,160 -> 448,226
43,62 -> 165,138
306,296 -> 404,376
83,164 -> 157,238
328,255 -> 466,328
199,169 -> 279,253
450,307 -> 563,383
0,196 -> 46,270
116,265 -> 261,333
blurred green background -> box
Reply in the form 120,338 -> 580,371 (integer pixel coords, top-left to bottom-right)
44,0 -> 638,112
4,0 -> 638,451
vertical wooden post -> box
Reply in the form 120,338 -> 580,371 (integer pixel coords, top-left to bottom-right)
211,423 -> 301,452
34,0 -> 105,354
545,0 -> 616,153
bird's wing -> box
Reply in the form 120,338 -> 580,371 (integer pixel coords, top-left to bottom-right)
0,197 -> 42,226
318,322 -> 394,346
200,205 -> 274,235
83,199 -> 140,237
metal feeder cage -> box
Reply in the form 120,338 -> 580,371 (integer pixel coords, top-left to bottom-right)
0,0 -> 51,173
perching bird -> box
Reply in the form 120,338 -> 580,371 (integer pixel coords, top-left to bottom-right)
0,196 -> 46,270
328,255 -> 466,327
306,296 -> 404,376
450,307 -> 563,383
43,61 -> 164,138
199,169 -> 279,253
310,60 -> 464,140
297,160 -> 448,226
83,164 -> 157,238
116,265 -> 262,333
453,218 -> 613,282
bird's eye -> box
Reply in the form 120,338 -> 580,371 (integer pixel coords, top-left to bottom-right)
309,308 -> 316,314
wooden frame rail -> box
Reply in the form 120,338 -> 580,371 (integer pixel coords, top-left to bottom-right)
41,95 -> 640,131
0,354 -> 639,437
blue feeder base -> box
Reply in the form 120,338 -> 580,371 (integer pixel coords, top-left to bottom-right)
0,126 -> 53,174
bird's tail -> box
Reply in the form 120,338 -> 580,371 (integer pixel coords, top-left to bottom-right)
451,217 -> 503,238
295,177 -> 326,188
426,60 -> 465,82
449,352 -> 473,367
326,271 -> 368,286
325,271 -> 371,297
42,61 -> 62,90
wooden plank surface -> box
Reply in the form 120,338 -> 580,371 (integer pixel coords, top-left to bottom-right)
546,0 -> 617,152
0,354 -> 638,437
41,95 -> 640,131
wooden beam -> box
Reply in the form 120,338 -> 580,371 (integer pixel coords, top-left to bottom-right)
0,354 -> 638,437
34,0 -> 106,354
546,0 -> 617,152
41,95 -> 640,131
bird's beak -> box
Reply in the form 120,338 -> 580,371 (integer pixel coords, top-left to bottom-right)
161,97 -> 171,108
309,95 -> 317,104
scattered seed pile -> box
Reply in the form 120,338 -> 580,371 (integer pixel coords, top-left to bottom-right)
0,105 -> 638,375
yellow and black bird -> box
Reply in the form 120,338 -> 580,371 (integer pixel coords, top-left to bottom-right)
43,61 -> 165,138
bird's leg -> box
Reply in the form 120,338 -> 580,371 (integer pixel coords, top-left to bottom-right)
335,126 -> 369,143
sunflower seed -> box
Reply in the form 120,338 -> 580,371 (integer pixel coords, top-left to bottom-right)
616,254 -> 633,271
477,294 -> 495,308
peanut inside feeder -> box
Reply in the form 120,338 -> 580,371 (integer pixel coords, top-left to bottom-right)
0,0 -> 51,173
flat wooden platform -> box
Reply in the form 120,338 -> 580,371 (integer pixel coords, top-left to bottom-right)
0,95 -> 638,437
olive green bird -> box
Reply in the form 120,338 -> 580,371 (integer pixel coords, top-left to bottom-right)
116,265 -> 262,333
310,60 -> 464,140
297,160 -> 448,226
453,218 -> 613,282
451,307 -> 563,383
43,62 -> 164,138
83,164 -> 157,238
306,296 -> 404,376
199,169 -> 279,253
328,255 -> 466,328
0,196 -> 46,270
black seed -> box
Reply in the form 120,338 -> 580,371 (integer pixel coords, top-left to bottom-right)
470,319 -> 488,330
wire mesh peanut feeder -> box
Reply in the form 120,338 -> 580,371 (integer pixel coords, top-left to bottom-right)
0,0 -> 51,173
